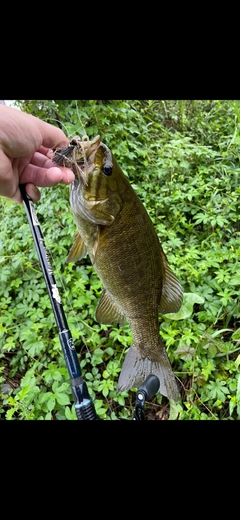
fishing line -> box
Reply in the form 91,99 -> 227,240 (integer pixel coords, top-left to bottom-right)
74,100 -> 87,136
46,101 -> 88,140
47,117 -> 71,137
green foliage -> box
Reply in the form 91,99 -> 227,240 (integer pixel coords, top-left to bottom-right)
1,100 -> 240,420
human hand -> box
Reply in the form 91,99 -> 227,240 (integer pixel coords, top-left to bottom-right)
0,104 -> 74,203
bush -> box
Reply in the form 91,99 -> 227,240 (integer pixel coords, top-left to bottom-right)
1,100 -> 240,420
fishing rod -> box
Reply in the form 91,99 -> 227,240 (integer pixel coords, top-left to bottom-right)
20,184 -> 160,420
20,184 -> 98,420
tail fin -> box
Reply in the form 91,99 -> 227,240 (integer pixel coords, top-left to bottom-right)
117,345 -> 179,401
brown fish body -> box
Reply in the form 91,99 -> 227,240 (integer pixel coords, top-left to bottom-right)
53,136 -> 183,400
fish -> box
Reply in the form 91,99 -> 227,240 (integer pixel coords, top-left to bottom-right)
53,135 -> 183,400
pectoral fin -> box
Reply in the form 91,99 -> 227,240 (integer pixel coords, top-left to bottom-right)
159,256 -> 183,314
66,232 -> 87,263
95,289 -> 126,325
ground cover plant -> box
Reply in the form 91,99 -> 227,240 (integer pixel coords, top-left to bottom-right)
1,99 -> 240,420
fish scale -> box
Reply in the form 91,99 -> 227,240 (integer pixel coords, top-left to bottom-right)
94,187 -> 162,316
53,136 -> 183,400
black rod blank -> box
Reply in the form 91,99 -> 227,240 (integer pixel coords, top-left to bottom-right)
20,184 -> 98,420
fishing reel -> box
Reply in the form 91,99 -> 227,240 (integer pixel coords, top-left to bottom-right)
117,374 -> 160,420
133,374 -> 160,420
72,374 -> 160,420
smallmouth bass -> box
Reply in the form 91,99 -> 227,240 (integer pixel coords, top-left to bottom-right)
53,135 -> 183,400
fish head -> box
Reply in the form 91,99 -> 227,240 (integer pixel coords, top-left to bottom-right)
53,135 -> 124,225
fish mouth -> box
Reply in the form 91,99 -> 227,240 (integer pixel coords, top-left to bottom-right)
52,135 -> 102,183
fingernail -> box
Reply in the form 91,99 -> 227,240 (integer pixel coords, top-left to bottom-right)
27,185 -> 41,202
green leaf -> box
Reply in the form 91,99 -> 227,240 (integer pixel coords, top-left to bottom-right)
175,345 -> 195,360
102,385 -> 109,397
39,392 -> 54,404
94,399 -> 107,417
55,382 -> 70,393
65,406 -> 77,420
164,292 -> 205,320
207,380 -> 229,402
235,355 -> 240,369
229,398 -> 236,416
55,393 -> 71,406
201,361 -> 215,381
237,374 -> 240,400
168,399 -> 179,420
47,397 -> 56,411
229,275 -> 240,286
6,408 -> 16,420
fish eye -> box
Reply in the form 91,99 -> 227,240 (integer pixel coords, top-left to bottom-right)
102,164 -> 112,176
